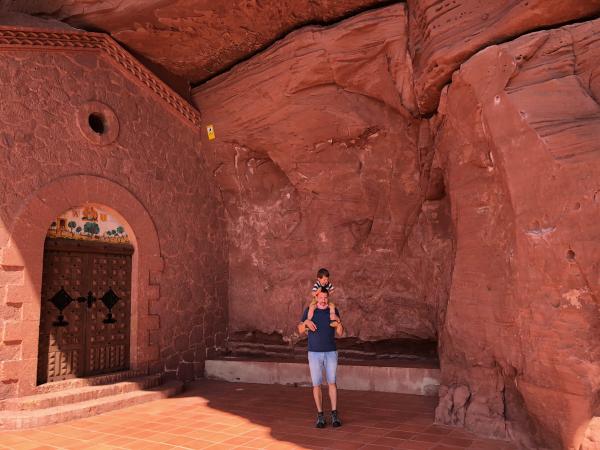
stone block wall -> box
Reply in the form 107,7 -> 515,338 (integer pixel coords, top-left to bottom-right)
0,27 -> 227,398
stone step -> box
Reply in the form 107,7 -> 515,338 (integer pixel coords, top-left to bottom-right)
226,337 -> 438,361
205,358 -> 440,396
1,373 -> 163,411
0,380 -> 183,430
33,369 -> 149,394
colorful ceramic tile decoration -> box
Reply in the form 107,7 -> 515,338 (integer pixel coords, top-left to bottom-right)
47,205 -> 130,243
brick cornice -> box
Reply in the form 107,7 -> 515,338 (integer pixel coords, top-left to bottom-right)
0,27 -> 202,129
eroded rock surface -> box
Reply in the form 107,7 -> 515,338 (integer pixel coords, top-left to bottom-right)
407,0 -> 600,114
0,0 -> 390,84
433,17 -> 600,449
192,4 -> 454,345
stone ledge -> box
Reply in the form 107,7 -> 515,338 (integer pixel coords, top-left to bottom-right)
205,359 -> 440,396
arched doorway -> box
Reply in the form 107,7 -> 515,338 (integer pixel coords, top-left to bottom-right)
37,204 -> 134,384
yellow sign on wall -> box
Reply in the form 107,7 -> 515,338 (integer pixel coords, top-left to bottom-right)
206,124 -> 216,140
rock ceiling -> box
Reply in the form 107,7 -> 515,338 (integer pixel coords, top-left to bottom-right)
0,0 -> 389,84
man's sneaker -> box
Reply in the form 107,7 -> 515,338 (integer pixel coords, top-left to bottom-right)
315,413 -> 326,428
331,410 -> 342,427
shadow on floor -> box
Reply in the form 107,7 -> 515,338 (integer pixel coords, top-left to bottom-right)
0,379 -> 518,450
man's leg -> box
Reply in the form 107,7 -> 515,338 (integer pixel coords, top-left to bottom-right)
324,351 -> 342,427
308,352 -> 326,428
313,386 -> 323,411
328,383 -> 337,411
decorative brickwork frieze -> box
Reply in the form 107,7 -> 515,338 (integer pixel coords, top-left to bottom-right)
0,28 -> 202,129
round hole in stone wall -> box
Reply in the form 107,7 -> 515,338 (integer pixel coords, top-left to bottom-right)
77,101 -> 119,145
566,249 -> 576,261
88,113 -> 106,134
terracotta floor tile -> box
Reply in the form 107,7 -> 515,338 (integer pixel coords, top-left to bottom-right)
263,442 -> 300,450
98,436 -> 139,447
392,442 -> 434,450
0,381 -> 517,450
422,426 -> 454,436
359,445 -> 395,450
75,444 -> 121,450
385,431 -> 417,440
0,435 -> 32,446
441,437 -> 473,447
6,443 -> 58,450
410,434 -> 444,443
241,429 -> 274,438
370,437 -> 413,447
358,428 -> 392,437
220,435 -> 257,446
120,440 -> 176,449
327,440 -> 366,450
244,437 -> 286,448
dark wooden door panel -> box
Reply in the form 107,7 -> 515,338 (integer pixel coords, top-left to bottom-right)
38,239 -> 133,384
38,250 -> 87,383
86,252 -> 131,375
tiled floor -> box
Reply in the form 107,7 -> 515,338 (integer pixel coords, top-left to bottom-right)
0,380 -> 517,449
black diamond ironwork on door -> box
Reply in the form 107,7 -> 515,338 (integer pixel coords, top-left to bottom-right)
49,287 -> 73,327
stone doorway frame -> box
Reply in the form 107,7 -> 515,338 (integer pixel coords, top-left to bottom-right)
1,175 -> 162,397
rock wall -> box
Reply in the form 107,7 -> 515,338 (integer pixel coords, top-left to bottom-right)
433,18 -> 600,450
407,0 -> 600,114
192,4 -> 454,344
192,3 -> 600,448
0,25 -> 228,396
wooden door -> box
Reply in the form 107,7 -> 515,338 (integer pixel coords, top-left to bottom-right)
37,239 -> 133,384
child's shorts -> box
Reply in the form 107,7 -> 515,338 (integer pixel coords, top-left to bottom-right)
307,351 -> 338,386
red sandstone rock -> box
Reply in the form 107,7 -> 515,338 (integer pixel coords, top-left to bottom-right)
407,0 -> 600,114
192,5 -> 454,344
433,17 -> 600,450
0,0 -> 390,84
0,12 -> 74,30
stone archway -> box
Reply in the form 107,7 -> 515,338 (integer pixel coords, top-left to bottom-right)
37,204 -> 136,384
1,175 -> 162,397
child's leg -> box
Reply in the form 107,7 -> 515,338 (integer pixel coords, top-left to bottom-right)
329,303 -> 339,327
307,299 -> 317,320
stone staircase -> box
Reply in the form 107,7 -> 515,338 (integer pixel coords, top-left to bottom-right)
0,370 -> 183,430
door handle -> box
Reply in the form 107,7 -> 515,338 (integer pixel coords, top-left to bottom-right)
77,291 -> 96,308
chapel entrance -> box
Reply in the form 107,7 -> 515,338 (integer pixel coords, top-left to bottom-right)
37,205 -> 134,385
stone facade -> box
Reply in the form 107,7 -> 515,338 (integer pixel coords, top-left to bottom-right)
0,25 -> 227,399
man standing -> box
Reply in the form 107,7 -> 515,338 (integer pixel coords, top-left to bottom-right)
298,288 -> 344,428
